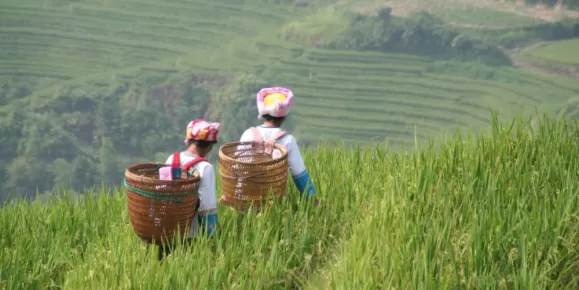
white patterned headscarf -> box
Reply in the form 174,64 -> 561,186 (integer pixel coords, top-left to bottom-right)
256,87 -> 294,119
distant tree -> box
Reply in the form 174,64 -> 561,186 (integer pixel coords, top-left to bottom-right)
99,137 -> 121,187
21,123 -> 43,158
8,86 -> 31,100
5,157 -> 43,199
0,86 -> 6,106
52,158 -> 73,189
71,155 -> 98,192
377,7 -> 392,21
0,111 -> 24,159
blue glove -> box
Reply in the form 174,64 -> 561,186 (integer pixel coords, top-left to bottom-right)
198,213 -> 218,237
292,169 -> 317,199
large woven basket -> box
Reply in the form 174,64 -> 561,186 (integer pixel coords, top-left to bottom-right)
218,142 -> 289,212
124,163 -> 201,245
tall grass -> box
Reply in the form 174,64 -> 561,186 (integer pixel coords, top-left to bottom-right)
1,115 -> 578,289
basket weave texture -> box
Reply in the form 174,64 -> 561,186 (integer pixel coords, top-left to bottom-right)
218,142 -> 289,212
124,163 -> 200,245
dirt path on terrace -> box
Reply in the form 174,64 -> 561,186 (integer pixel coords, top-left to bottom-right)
508,48 -> 579,80
345,0 -> 579,22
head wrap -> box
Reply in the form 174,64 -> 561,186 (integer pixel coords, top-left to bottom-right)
184,119 -> 220,144
256,87 -> 294,119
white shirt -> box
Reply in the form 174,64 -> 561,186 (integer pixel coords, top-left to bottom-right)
164,151 -> 217,238
240,126 -> 306,176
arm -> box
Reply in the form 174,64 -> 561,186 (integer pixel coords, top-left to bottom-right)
287,137 -> 317,199
197,163 -> 218,237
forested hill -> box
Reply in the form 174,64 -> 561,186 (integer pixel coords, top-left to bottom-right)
1,0 -> 579,201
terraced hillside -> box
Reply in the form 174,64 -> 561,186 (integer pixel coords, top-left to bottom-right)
1,0 -> 579,151
0,0 -> 296,89
251,45 -> 579,146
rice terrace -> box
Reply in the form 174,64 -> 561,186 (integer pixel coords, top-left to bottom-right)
1,0 -> 579,288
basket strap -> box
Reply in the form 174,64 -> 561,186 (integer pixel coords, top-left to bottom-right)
182,157 -> 208,172
123,179 -> 195,203
172,152 -> 181,168
171,152 -> 182,179
264,130 -> 288,155
250,127 -> 263,143
250,127 -> 265,154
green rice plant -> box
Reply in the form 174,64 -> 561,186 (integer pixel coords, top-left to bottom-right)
2,114 -> 577,289
309,114 -> 579,289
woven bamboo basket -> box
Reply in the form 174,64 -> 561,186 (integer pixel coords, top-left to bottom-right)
124,163 -> 201,245
218,141 -> 289,212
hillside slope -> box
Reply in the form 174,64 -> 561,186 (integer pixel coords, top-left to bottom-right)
2,0 -> 578,145
1,115 -> 578,289
1,0 -> 579,196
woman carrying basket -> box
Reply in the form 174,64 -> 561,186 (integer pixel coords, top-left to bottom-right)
238,87 -> 318,204
158,119 -> 220,260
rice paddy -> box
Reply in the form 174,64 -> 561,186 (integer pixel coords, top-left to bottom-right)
1,115 -> 578,289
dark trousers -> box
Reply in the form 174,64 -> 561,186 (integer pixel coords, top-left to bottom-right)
157,238 -> 193,261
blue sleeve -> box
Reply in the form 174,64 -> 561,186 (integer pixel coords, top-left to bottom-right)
198,213 -> 218,237
292,169 -> 317,199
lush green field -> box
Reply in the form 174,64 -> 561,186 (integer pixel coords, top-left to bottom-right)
522,39 -> 579,66
2,1 -> 579,287
1,115 -> 578,289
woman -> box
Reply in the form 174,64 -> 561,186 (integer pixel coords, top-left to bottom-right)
158,119 -> 220,260
238,87 -> 318,204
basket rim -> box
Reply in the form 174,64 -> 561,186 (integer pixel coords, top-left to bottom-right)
218,141 -> 288,165
125,163 -> 201,185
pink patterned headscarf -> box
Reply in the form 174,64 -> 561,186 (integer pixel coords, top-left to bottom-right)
184,119 -> 220,144
256,87 -> 294,119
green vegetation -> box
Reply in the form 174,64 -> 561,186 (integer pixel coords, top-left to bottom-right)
1,115 -> 578,289
2,0 -> 579,287
1,0 -> 579,199
335,0 -> 579,48
522,39 -> 579,66
284,9 -> 513,65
